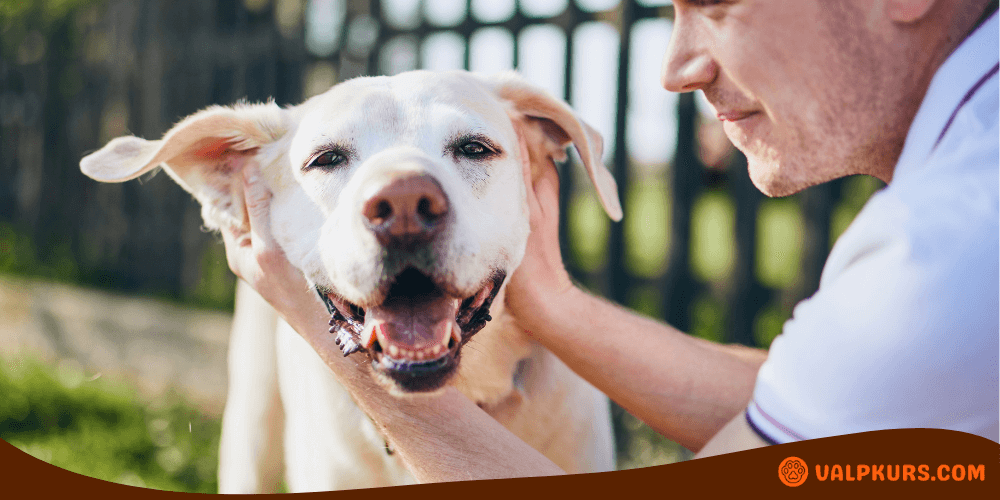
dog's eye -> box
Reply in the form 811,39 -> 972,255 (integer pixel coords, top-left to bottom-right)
458,141 -> 490,157
309,151 -> 346,169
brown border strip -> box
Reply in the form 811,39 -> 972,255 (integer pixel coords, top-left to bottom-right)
1,429 -> 995,498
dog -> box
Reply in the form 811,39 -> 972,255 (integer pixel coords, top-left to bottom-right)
80,70 -> 623,492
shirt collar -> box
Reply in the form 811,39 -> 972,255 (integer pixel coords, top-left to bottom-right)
892,10 -> 999,181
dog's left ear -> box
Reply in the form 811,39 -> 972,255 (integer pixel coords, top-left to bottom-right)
476,71 -> 623,221
81,102 -> 286,231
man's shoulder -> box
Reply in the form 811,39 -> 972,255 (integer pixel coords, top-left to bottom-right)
825,93 -> 998,287
802,98 -> 998,342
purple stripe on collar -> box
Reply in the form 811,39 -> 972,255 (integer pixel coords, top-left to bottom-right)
751,400 -> 809,442
744,410 -> 779,446
934,62 -> 1000,150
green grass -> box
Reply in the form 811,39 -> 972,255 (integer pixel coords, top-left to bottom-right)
690,191 -> 736,283
568,188 -> 611,272
2,355 -> 688,485
0,357 -> 220,493
756,198 -> 804,289
615,410 -> 692,470
624,180 -> 670,278
831,176 -> 885,244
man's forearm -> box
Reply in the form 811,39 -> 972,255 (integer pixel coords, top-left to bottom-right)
526,286 -> 766,452
284,302 -> 566,482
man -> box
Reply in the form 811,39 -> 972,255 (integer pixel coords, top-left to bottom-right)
222,0 -> 999,480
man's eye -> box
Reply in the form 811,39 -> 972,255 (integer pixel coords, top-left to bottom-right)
459,141 -> 489,157
310,151 -> 345,168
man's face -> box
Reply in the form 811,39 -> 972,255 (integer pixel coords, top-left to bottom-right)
662,0 -> 905,196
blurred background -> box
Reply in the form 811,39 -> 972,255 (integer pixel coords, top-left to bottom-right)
0,0 -> 884,492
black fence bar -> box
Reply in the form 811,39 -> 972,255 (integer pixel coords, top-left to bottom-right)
604,0 -> 634,305
660,91 -> 702,333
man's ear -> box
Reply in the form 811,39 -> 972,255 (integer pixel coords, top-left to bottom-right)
81,101 -> 286,231
477,71 -> 623,222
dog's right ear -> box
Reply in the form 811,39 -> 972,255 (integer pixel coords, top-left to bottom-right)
81,102 -> 286,230
473,71 -> 623,222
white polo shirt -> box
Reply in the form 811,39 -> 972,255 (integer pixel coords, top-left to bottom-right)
746,11 -> 999,444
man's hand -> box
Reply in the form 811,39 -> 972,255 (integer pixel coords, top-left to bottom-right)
220,163 -> 317,327
505,134 -> 575,334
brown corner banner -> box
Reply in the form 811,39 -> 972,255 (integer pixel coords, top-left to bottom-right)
1,428 -> 996,498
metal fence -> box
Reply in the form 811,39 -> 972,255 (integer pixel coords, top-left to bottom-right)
0,0 -> 889,468
2,0 -> 883,363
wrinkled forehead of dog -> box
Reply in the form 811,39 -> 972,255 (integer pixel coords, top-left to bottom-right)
288,71 -> 515,160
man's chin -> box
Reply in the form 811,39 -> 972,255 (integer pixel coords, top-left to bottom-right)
746,157 -> 831,198
747,159 -> 801,198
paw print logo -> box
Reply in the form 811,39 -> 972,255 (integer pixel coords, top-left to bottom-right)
779,457 -> 808,487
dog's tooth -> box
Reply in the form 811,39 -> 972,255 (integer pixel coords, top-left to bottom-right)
450,321 -> 462,345
431,344 -> 442,356
360,322 -> 378,349
388,344 -> 399,358
414,350 -> 425,360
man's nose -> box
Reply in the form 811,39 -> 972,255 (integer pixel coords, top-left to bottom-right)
660,17 -> 716,93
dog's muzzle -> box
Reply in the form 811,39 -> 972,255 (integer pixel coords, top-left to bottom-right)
318,269 -> 505,393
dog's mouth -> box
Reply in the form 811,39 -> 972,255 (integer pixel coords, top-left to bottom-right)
319,268 -> 505,392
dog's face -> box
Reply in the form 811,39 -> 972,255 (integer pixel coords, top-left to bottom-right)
81,70 -> 622,395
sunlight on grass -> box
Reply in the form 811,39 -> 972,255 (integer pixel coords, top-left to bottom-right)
616,410 -> 691,470
627,284 -> 662,319
624,179 -> 670,278
690,192 -> 735,282
831,176 -> 885,244
568,189 -> 610,272
690,294 -> 725,343
753,302 -> 788,348
756,199 -> 803,289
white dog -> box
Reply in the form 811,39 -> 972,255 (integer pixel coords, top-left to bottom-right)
81,70 -> 623,492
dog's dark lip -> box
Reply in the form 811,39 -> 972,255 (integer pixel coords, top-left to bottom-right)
373,351 -> 451,375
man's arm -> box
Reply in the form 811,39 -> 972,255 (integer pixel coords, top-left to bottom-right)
521,285 -> 767,452
696,412 -> 769,458
506,144 -> 767,453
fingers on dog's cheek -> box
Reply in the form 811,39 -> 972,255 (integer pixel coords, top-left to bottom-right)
242,165 -> 270,211
533,167 -> 556,202
518,135 -> 533,184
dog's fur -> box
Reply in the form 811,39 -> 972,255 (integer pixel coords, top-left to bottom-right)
81,70 -> 622,491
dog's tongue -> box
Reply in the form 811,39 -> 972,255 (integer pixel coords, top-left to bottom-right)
362,295 -> 460,362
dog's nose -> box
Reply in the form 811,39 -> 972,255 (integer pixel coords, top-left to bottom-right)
362,174 -> 449,249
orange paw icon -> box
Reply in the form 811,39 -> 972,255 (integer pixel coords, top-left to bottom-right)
779,457 -> 808,487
